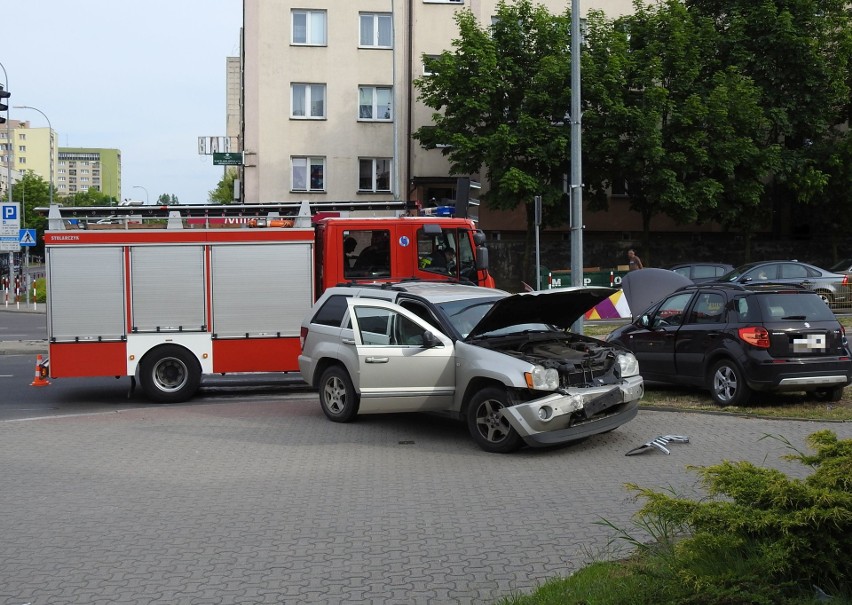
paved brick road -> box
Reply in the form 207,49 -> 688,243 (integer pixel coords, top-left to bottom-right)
1,398 -> 849,604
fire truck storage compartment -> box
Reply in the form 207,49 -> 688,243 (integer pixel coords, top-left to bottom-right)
210,242 -> 314,338
131,245 -> 205,332
47,246 -> 126,341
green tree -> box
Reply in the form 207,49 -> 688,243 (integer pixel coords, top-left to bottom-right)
11,172 -> 50,256
209,169 -> 238,204
413,2 -> 572,219
685,0 -> 852,236
584,0 -> 779,258
59,187 -> 116,208
157,194 -> 179,204
413,0 -> 573,279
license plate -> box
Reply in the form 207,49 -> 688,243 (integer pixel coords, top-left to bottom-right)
791,333 -> 827,353
584,387 -> 622,418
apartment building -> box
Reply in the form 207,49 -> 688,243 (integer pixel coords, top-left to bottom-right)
241,0 -> 632,225
0,119 -> 56,192
56,147 -> 121,200
0,122 -> 23,200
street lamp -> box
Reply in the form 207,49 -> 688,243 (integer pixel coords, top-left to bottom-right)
132,185 -> 149,205
13,105 -> 53,206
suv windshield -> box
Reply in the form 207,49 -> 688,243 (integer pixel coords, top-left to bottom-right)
434,297 -> 505,338
755,293 -> 836,321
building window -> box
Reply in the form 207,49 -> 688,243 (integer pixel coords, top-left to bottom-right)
291,83 -> 326,118
18,133 -> 25,140
360,13 -> 392,48
18,145 -> 26,152
292,10 -> 327,45
18,157 -> 26,165
358,86 -> 393,121
359,158 -> 391,192
422,55 -> 440,76
292,156 -> 326,192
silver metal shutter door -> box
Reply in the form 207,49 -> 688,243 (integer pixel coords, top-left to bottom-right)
130,246 -> 205,332
211,243 -> 313,337
48,247 -> 126,340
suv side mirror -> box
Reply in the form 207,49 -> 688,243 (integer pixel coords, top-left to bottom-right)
639,315 -> 650,328
422,331 -> 442,348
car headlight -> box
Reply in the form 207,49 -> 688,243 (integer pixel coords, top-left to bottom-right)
524,365 -> 559,391
616,352 -> 640,377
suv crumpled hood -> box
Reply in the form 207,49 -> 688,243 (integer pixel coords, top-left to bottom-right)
467,286 -> 617,338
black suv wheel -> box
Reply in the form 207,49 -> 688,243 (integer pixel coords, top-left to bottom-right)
709,359 -> 751,406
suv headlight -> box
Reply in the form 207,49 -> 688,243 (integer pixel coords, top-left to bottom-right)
616,352 -> 640,377
525,365 -> 559,391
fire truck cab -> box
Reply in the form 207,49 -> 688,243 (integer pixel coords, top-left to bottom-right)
38,201 -> 493,403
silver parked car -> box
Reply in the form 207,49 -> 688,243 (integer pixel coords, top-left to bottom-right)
712,260 -> 849,307
298,281 -> 643,453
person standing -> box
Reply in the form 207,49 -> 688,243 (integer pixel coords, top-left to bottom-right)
627,249 -> 644,271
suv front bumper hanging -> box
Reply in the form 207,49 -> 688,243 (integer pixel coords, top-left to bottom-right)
501,375 -> 644,447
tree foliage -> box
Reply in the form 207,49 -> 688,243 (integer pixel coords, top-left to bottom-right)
414,0 -> 573,228
628,431 -> 852,596
685,0 -> 852,241
209,169 -> 238,204
414,0 -> 851,264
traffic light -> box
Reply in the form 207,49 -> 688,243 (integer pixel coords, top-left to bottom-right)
0,84 -> 9,124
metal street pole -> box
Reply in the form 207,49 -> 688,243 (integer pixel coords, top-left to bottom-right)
14,104 -> 53,306
569,0 -> 584,333
132,185 -> 150,204
0,62 -> 14,297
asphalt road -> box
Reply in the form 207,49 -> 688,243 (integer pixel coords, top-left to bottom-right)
2,308 -> 851,604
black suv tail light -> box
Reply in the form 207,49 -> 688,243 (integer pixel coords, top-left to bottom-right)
738,326 -> 770,348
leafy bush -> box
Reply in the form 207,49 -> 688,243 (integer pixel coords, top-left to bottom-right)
627,431 -> 852,601
32,277 -> 46,303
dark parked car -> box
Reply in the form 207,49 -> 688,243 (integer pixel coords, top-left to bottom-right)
712,260 -> 849,307
608,281 -> 852,406
668,262 -> 734,284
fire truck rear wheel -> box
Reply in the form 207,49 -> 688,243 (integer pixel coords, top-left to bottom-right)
140,345 -> 202,403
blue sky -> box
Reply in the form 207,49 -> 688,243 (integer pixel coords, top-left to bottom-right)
3,0 -> 242,204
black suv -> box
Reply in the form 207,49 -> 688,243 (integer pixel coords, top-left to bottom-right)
607,283 -> 852,405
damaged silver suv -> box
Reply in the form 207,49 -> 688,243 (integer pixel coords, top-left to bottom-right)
298,282 -> 642,453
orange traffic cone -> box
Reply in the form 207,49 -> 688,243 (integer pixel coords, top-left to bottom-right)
30,355 -> 50,387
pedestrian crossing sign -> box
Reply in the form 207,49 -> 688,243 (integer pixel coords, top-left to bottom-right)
19,229 -> 36,247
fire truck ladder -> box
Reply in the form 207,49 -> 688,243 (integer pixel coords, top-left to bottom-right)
38,199 -> 415,231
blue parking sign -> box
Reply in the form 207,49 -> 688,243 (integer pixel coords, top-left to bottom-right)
3,205 -> 17,220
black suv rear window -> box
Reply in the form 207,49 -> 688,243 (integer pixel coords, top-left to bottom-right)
754,293 -> 835,321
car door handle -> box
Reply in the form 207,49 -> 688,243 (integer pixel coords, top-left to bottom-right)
342,338 -> 356,345
365,356 -> 389,364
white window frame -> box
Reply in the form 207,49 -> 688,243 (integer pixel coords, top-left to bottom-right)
291,83 -> 326,119
291,156 -> 326,192
358,86 -> 393,121
359,13 -> 393,48
358,158 -> 392,193
292,9 -> 327,46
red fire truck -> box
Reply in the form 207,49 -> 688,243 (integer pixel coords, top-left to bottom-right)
39,200 -> 494,402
